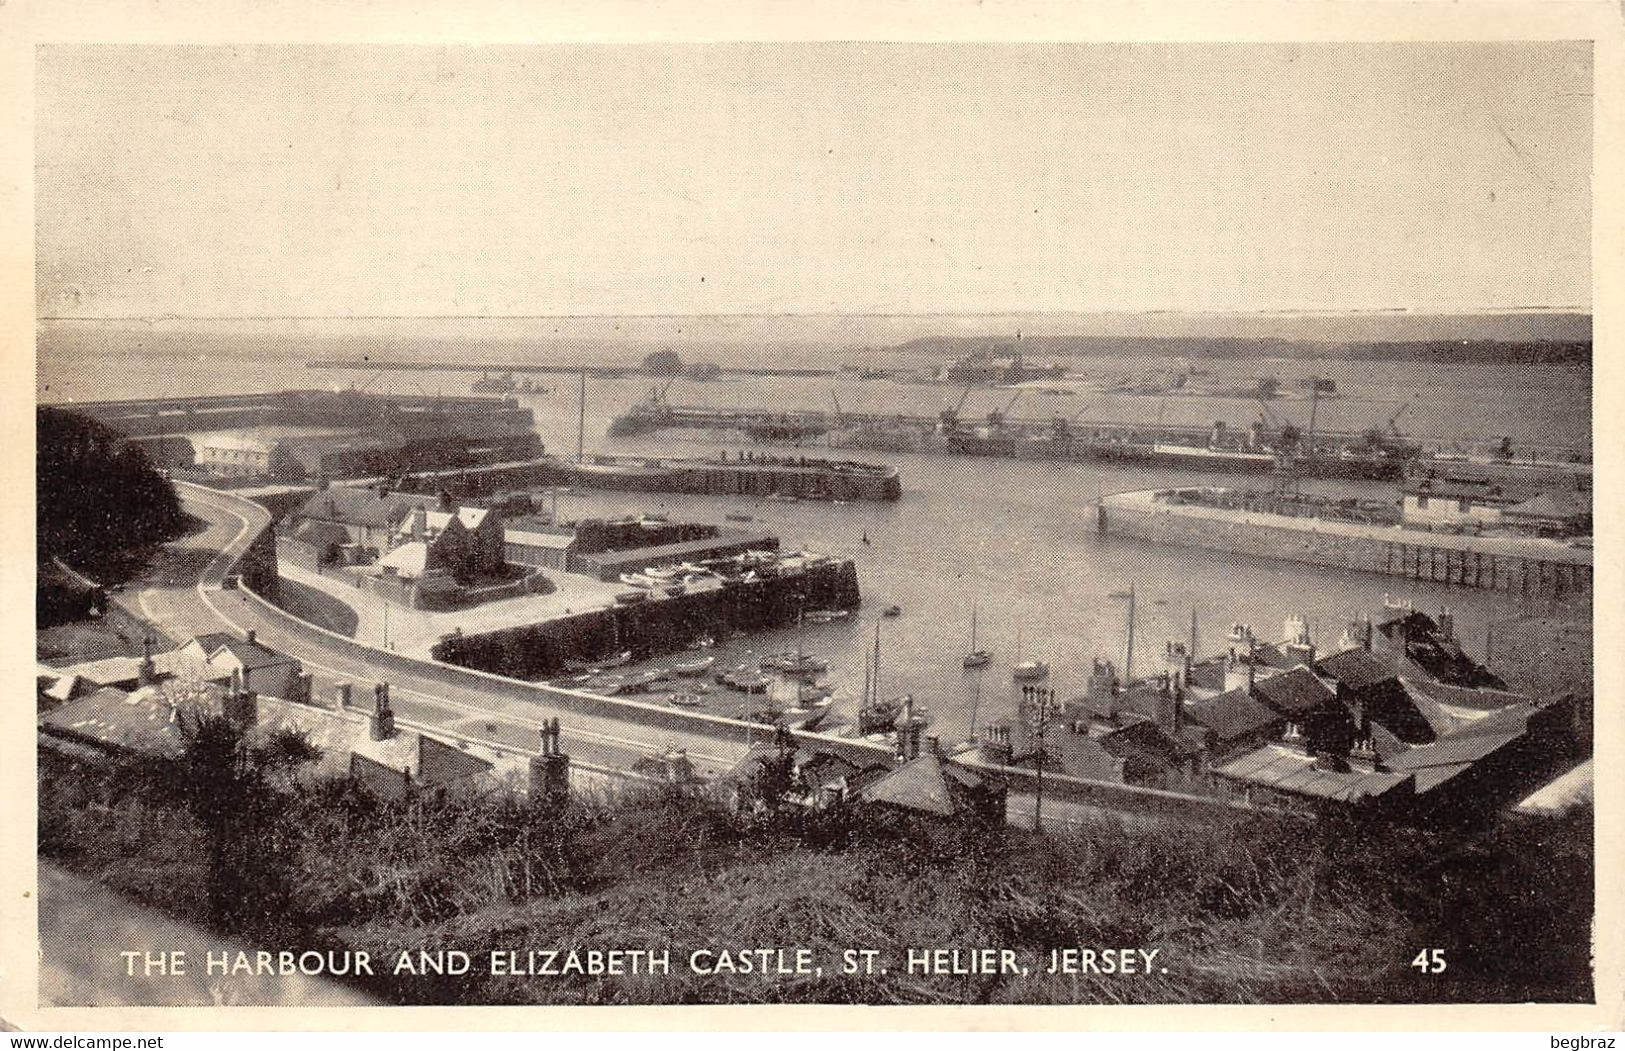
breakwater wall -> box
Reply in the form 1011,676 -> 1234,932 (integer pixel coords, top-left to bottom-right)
431,561 -> 862,680
1098,490 -> 1591,600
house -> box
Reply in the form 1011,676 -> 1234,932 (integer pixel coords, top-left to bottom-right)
282,518 -> 359,569
724,738 -> 889,811
1313,646 -> 1438,745
858,748 -> 1007,824
1181,687 -> 1286,761
1369,602 -> 1506,689
192,434 -> 295,479
394,504 -> 506,579
39,684 -> 199,759
503,519 -> 578,571
177,630 -> 303,701
1400,474 -> 1521,529
290,486 -> 435,552
1501,491 -> 1591,538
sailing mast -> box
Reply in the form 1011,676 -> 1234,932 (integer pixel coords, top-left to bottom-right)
969,600 -> 978,654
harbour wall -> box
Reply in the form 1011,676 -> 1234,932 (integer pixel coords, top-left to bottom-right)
430,561 -> 863,680
1098,491 -> 1591,600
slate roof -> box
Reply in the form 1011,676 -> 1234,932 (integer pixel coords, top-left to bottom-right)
209,638 -> 298,671
39,686 -> 190,758
295,487 -> 432,530
288,519 -> 352,547
860,753 -> 998,817
1504,491 -> 1590,522
1183,687 -> 1283,742
49,655 -> 146,688
1252,666 -> 1336,715
1315,648 -> 1399,691
1099,719 -> 1190,765
1214,745 -> 1412,803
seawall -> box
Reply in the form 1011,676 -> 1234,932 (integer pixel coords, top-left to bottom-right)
1098,489 -> 1591,600
431,560 -> 863,680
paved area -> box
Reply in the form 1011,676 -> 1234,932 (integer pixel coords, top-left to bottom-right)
1103,487 -> 1592,564
278,558 -> 623,657
121,483 -> 758,781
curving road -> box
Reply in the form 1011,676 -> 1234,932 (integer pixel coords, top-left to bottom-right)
121,483 -> 1135,830
124,482 -> 763,779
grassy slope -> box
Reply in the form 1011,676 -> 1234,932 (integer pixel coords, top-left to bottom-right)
39,750 -> 1594,1007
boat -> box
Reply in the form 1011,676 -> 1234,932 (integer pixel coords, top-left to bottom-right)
668,693 -> 706,708
725,513 -> 754,522
619,572 -> 657,588
1107,588 -> 1133,599
687,635 -> 717,650
1010,624 -> 1048,680
673,655 -> 716,676
963,601 -> 991,668
598,650 -> 633,668
763,492 -> 799,503
881,604 -> 902,617
804,609 -> 849,624
759,652 -> 828,676
1011,660 -> 1050,681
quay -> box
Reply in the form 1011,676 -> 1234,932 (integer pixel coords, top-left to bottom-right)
306,359 -> 837,379
1098,487 -> 1592,599
385,451 -> 903,502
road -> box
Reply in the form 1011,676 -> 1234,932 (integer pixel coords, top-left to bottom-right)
122,483 -> 1192,830
123,483 -> 761,779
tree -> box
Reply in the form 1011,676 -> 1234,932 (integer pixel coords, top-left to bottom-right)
642,349 -> 683,376
145,702 -> 320,933
37,407 -> 186,577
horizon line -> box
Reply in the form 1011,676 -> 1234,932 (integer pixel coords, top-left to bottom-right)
38,306 -> 1594,323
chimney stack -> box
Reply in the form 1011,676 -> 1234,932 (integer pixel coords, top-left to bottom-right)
296,670 -> 314,705
1437,607 -> 1454,641
224,668 -> 257,728
370,682 -> 395,740
138,635 -> 157,686
529,718 -> 571,806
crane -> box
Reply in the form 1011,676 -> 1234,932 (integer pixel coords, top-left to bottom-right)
940,384 -> 975,432
1387,396 -> 1414,435
987,387 -> 1025,429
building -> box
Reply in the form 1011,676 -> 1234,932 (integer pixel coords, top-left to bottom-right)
393,504 -> 507,579
193,434 -> 296,479
1400,471 -> 1532,530
1500,491 -> 1592,538
858,743 -> 1007,825
291,486 -> 435,552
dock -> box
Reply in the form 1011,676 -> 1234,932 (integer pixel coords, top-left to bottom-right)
1098,487 -> 1592,599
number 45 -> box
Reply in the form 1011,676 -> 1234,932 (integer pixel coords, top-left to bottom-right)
1411,949 -> 1447,974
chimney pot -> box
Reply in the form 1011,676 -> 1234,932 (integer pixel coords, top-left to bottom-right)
245,629 -> 256,646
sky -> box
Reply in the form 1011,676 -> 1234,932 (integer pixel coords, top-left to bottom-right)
35,42 -> 1592,319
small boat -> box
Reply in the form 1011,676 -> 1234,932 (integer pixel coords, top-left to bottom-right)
673,655 -> 716,676
619,572 -> 657,588
669,693 -> 706,708
688,635 -> 717,650
764,492 -> 799,503
881,604 -> 902,617
804,609 -> 849,624
1011,660 -> 1050,681
598,650 -> 633,669
963,601 -> 991,668
725,513 -> 754,522
1107,589 -> 1133,600
614,590 -> 649,605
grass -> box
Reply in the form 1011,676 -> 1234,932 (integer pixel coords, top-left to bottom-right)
37,603 -> 175,665
38,747 -> 1594,1007
271,577 -> 360,637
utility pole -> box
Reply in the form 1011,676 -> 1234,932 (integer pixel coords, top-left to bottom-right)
1025,684 -> 1055,833
1124,583 -> 1137,682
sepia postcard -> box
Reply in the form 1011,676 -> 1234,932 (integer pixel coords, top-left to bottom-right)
3,0 -> 1621,1034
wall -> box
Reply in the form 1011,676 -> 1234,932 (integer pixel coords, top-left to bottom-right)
432,560 -> 862,679
1099,498 -> 1591,600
